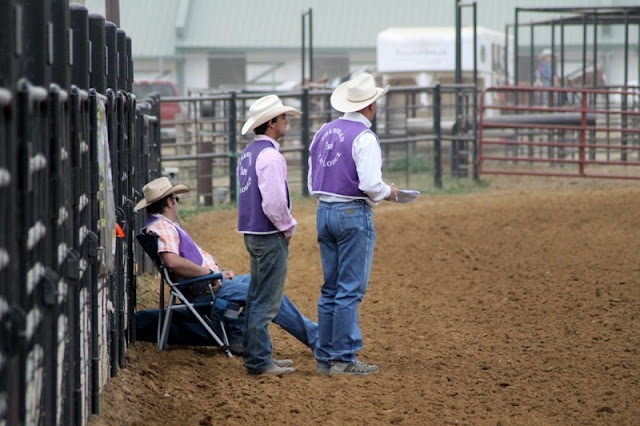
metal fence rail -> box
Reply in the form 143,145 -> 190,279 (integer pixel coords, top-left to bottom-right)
161,83 -> 480,208
478,85 -> 640,179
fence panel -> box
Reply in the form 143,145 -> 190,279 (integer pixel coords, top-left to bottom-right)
478,85 -> 640,179
0,3 -> 163,424
17,79 -> 58,426
0,87 -> 21,426
161,84 -> 479,207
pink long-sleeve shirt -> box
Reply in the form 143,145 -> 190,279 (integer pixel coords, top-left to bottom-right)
254,136 -> 297,238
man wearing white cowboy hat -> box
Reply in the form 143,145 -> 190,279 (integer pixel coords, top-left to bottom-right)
536,48 -> 557,104
135,177 -> 318,371
237,94 -> 301,375
307,73 -> 400,376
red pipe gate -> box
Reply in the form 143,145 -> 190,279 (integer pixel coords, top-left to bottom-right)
478,86 -> 640,179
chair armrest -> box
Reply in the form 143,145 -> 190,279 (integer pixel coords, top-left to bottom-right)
177,272 -> 223,288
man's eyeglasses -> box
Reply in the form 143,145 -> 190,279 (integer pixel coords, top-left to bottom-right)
172,196 -> 180,203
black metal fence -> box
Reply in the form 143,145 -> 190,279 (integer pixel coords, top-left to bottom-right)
0,2 -> 161,425
158,83 -> 479,209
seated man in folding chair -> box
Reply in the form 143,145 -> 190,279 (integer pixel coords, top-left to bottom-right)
134,177 -> 318,361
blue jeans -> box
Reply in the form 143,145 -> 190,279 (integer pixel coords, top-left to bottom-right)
202,273 -> 317,350
314,200 -> 376,367
242,233 -> 290,374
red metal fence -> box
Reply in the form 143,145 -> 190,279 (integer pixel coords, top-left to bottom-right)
478,85 -> 640,179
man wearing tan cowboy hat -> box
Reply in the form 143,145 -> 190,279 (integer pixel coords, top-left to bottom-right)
134,177 -> 318,366
308,73 -> 401,376
237,94 -> 301,375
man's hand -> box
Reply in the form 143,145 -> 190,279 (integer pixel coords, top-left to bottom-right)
385,183 -> 400,202
211,279 -> 222,292
222,270 -> 235,280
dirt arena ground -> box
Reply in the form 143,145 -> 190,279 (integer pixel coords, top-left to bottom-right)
90,176 -> 640,426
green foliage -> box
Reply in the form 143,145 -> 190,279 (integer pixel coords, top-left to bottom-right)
386,156 -> 432,173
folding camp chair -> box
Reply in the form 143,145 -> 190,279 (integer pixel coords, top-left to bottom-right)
136,233 -> 233,357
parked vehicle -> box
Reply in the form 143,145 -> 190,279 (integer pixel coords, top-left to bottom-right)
132,80 -> 184,127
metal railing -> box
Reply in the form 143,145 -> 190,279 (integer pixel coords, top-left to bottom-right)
478,85 -> 640,179
0,3 -> 162,425
158,84 -> 479,208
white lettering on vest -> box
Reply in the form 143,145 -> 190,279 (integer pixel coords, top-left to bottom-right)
240,176 -> 252,193
318,127 -> 344,168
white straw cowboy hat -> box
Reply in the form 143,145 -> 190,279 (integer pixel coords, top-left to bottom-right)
330,73 -> 389,113
134,177 -> 189,211
540,48 -> 552,57
241,94 -> 301,135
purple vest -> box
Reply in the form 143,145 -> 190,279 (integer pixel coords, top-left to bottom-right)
310,119 -> 372,197
143,215 -> 204,266
237,139 -> 290,234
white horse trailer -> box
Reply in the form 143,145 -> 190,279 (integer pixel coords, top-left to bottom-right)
377,26 -> 509,89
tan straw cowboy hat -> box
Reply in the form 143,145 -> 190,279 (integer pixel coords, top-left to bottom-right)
241,95 -> 301,135
134,177 -> 189,211
330,73 -> 389,113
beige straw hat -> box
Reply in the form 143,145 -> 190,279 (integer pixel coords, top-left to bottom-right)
134,177 -> 189,211
241,95 -> 301,135
330,73 -> 389,113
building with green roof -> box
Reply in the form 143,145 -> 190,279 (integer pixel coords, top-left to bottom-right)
82,0 -> 640,93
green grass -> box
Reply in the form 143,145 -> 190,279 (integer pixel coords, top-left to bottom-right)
386,156 -> 433,173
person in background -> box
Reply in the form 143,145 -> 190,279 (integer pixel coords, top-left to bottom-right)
536,48 -> 558,105
308,73 -> 400,376
237,95 -> 301,375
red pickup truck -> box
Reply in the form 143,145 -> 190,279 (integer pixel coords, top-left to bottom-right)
132,80 -> 184,127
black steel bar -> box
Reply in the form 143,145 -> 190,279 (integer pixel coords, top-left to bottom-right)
0,6 -> 20,426
22,0 -> 51,86
51,0 -> 70,90
126,92 -> 137,344
529,24 -> 534,87
117,90 -> 127,369
624,12 -> 629,86
117,29 -> 127,91
550,23 -> 555,90
228,91 -> 238,202
69,3 -> 89,91
560,18 -> 565,89
504,24 -> 509,84
126,36 -> 133,93
452,1 -> 461,176
0,0 -> 19,88
88,13 -> 106,94
105,22 -> 118,93
309,8 -> 313,83
105,20 -> 119,379
433,84 -> 442,188
472,2 -> 479,181
0,89 -> 21,426
301,13 -> 305,86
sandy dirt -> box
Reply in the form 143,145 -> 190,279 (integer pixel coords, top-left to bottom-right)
89,176 -> 640,425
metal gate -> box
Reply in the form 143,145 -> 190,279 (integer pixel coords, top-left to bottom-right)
478,85 -> 640,179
